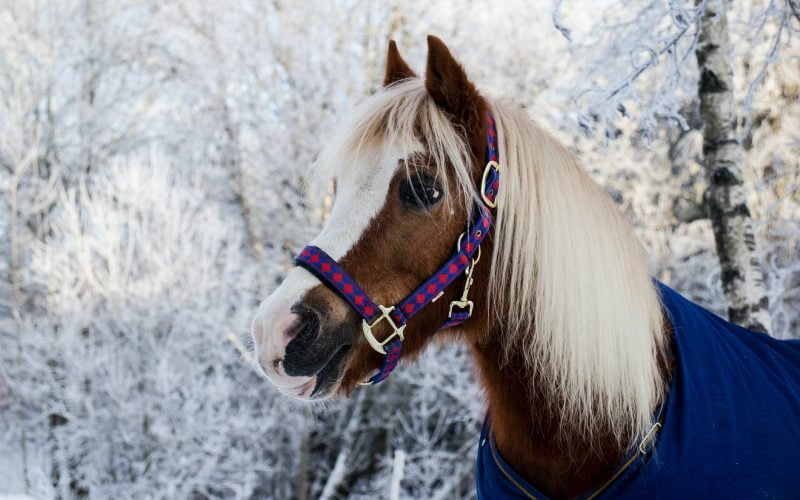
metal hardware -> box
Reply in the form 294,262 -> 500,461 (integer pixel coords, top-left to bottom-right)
449,299 -> 474,318
456,233 -> 482,265
449,264 -> 475,317
638,421 -> 662,454
361,305 -> 406,354
481,160 -> 500,208
449,233 -> 481,319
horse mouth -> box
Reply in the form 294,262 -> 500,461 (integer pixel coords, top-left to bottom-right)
309,344 -> 351,398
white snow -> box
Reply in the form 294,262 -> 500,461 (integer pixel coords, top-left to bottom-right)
0,0 -> 797,498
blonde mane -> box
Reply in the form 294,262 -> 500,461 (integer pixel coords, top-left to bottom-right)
490,103 -> 666,445
316,79 -> 667,446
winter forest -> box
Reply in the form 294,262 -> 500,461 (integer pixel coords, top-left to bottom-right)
1,0 -> 798,498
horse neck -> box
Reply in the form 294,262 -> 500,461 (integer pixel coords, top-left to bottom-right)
459,236 -> 624,497
467,326 -> 627,498
463,253 -> 673,498
461,169 -> 671,495
454,109 -> 674,496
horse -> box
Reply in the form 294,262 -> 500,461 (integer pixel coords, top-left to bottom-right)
251,36 -> 800,498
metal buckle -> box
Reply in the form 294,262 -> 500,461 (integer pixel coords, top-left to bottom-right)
361,305 -> 406,354
448,233 -> 480,320
448,299 -> 474,317
480,160 -> 500,208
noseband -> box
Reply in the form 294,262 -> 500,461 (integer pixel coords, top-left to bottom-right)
295,112 -> 500,384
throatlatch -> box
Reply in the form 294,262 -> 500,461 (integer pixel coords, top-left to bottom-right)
295,112 -> 500,384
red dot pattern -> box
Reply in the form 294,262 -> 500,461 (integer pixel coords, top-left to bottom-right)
296,246 -> 384,323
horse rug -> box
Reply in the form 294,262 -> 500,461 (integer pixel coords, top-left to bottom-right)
476,282 -> 800,499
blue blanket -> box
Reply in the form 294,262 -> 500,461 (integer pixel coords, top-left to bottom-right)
476,283 -> 800,499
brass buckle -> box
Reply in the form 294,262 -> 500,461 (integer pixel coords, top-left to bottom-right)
480,160 -> 500,208
361,305 -> 406,354
449,299 -> 474,317
448,233 -> 480,320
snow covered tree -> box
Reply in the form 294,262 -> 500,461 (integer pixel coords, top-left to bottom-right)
1,1 -> 797,498
557,0 -> 796,332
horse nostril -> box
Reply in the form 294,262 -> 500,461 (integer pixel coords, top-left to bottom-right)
287,304 -> 320,340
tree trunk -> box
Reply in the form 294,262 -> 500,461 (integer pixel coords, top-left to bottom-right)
695,1 -> 771,332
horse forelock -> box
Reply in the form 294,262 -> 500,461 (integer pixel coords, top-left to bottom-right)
311,79 -> 481,214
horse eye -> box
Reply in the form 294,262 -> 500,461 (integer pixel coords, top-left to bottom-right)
399,172 -> 443,209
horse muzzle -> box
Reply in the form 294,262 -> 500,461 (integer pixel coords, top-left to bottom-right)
251,292 -> 353,400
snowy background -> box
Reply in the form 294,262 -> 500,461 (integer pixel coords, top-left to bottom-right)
1,0 -> 798,498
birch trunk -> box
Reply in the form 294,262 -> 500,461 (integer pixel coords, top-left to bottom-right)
695,1 -> 771,332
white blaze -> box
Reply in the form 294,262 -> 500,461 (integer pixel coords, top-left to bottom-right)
251,146 -> 404,398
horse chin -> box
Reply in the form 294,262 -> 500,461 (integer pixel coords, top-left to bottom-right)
271,376 -> 319,400
271,344 -> 352,402
268,375 -> 341,402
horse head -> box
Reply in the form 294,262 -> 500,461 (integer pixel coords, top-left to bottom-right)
251,36 -> 495,399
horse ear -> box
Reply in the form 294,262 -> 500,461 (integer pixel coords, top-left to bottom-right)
424,35 -> 481,120
384,40 -> 416,87
425,35 -> 486,161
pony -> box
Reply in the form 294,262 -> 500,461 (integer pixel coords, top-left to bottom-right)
251,36 -> 800,498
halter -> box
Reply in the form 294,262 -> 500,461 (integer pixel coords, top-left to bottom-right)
295,112 -> 500,384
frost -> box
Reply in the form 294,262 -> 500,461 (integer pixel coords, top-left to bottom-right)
1,0 -> 797,498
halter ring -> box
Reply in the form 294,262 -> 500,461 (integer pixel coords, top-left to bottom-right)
361,305 -> 406,354
481,160 -> 500,209
457,233 -> 482,265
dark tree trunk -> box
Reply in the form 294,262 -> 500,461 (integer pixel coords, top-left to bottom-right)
695,1 -> 771,332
